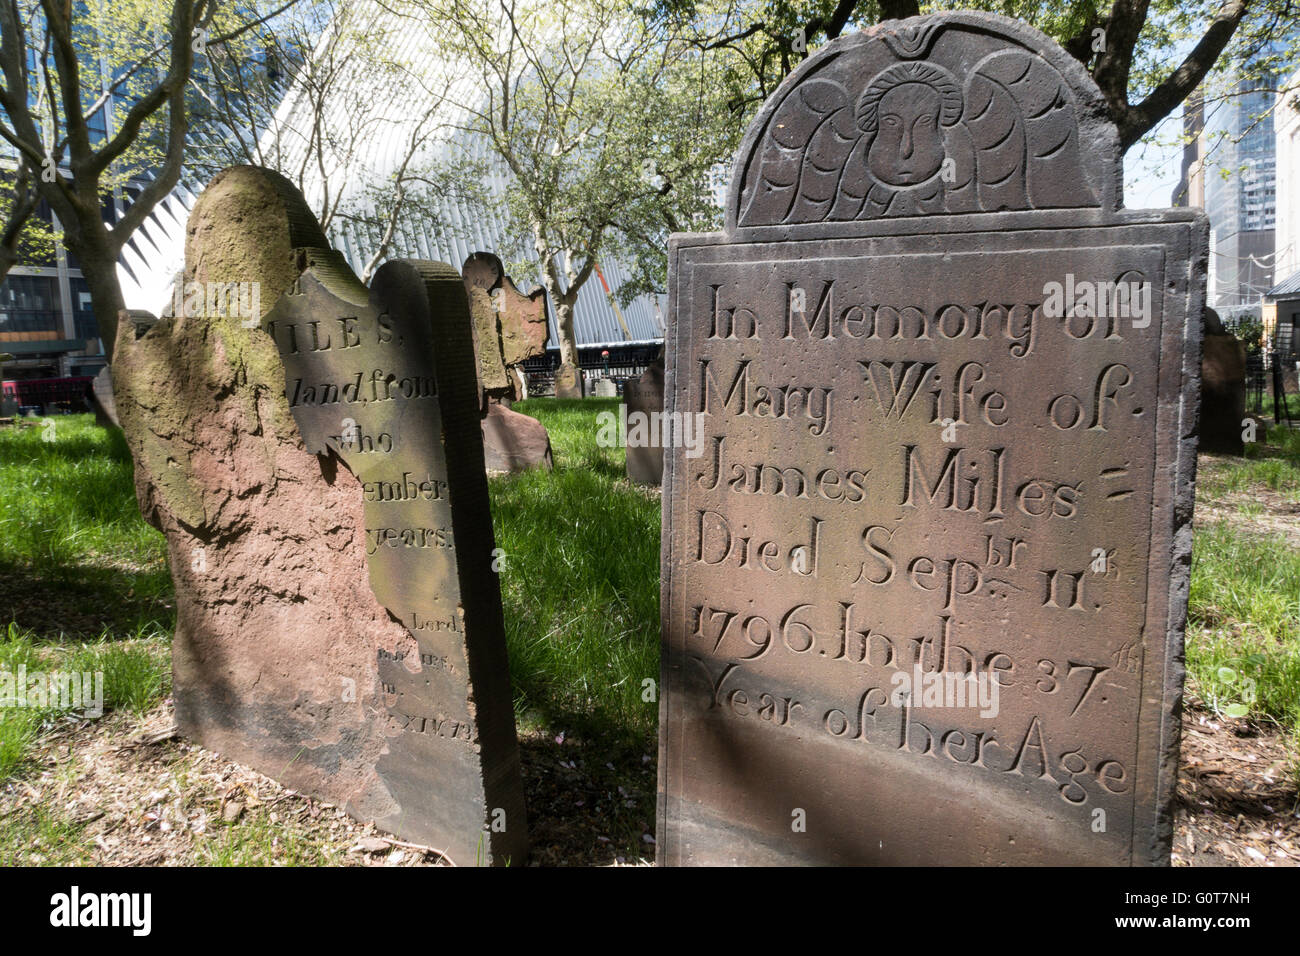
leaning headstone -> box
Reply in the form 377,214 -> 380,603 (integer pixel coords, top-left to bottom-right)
624,354 -> 665,485
113,166 -> 527,865
658,13 -> 1205,866
1200,308 -> 1246,454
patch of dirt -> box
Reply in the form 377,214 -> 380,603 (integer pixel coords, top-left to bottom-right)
518,727 -> 655,866
0,705 -> 447,867
1195,451 -> 1300,545
1173,706 -> 1300,866
1196,490 -> 1300,546
0,702 -> 653,866
3,698 -> 1294,866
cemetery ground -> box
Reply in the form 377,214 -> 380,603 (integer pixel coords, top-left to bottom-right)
0,400 -> 1296,866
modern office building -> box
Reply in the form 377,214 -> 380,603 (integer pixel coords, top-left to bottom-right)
1202,77 -> 1278,317
1273,69 -> 1300,282
0,171 -> 113,381
0,11 -> 174,383
1264,70 -> 1300,354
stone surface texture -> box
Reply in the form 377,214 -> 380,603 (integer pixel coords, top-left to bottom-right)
113,166 -> 526,865
658,13 -> 1205,866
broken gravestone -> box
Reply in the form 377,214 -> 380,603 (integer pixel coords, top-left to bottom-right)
462,251 -> 549,402
462,252 -> 553,473
113,166 -> 527,865
658,13 -> 1205,866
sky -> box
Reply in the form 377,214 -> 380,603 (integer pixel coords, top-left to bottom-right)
1123,109 -> 1187,211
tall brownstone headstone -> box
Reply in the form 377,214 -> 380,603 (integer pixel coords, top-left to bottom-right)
624,353 -> 665,485
658,14 -> 1205,866
113,166 -> 527,865
1200,309 -> 1246,455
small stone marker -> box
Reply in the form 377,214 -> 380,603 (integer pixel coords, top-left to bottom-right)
554,362 -> 583,399
482,401 -> 554,474
593,378 -> 617,398
625,354 -> 665,485
658,14 -> 1205,866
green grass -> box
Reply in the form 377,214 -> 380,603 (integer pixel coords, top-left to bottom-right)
0,622 -> 170,778
194,813 -> 345,867
0,414 -> 174,778
499,399 -> 660,740
1189,523 -> 1300,729
0,803 -> 96,866
2,400 -> 1299,852
0,414 -> 173,639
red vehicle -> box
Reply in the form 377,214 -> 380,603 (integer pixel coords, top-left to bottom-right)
1,376 -> 94,413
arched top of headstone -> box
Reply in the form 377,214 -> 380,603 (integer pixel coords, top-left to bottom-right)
730,12 -> 1119,232
464,251 -> 506,291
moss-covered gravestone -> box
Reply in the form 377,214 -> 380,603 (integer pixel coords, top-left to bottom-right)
113,166 -> 527,865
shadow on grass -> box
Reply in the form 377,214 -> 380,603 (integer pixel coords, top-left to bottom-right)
0,418 -> 131,462
0,559 -> 174,642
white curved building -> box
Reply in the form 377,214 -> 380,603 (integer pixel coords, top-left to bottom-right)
117,1 -> 666,365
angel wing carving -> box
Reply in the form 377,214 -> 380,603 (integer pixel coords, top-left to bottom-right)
738,47 -> 1099,226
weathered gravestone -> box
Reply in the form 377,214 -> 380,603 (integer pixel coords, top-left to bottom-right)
462,251 -> 549,402
462,252 -> 554,473
625,353 -> 665,485
554,362 -> 583,399
113,166 -> 527,865
658,13 -> 1205,866
1200,308 -> 1246,455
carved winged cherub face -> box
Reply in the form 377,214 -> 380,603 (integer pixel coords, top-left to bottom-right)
857,62 -> 962,190
869,83 -> 945,185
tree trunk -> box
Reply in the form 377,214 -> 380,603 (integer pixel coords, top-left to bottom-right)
63,216 -> 127,363
555,292 -> 579,368
538,250 -> 582,369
